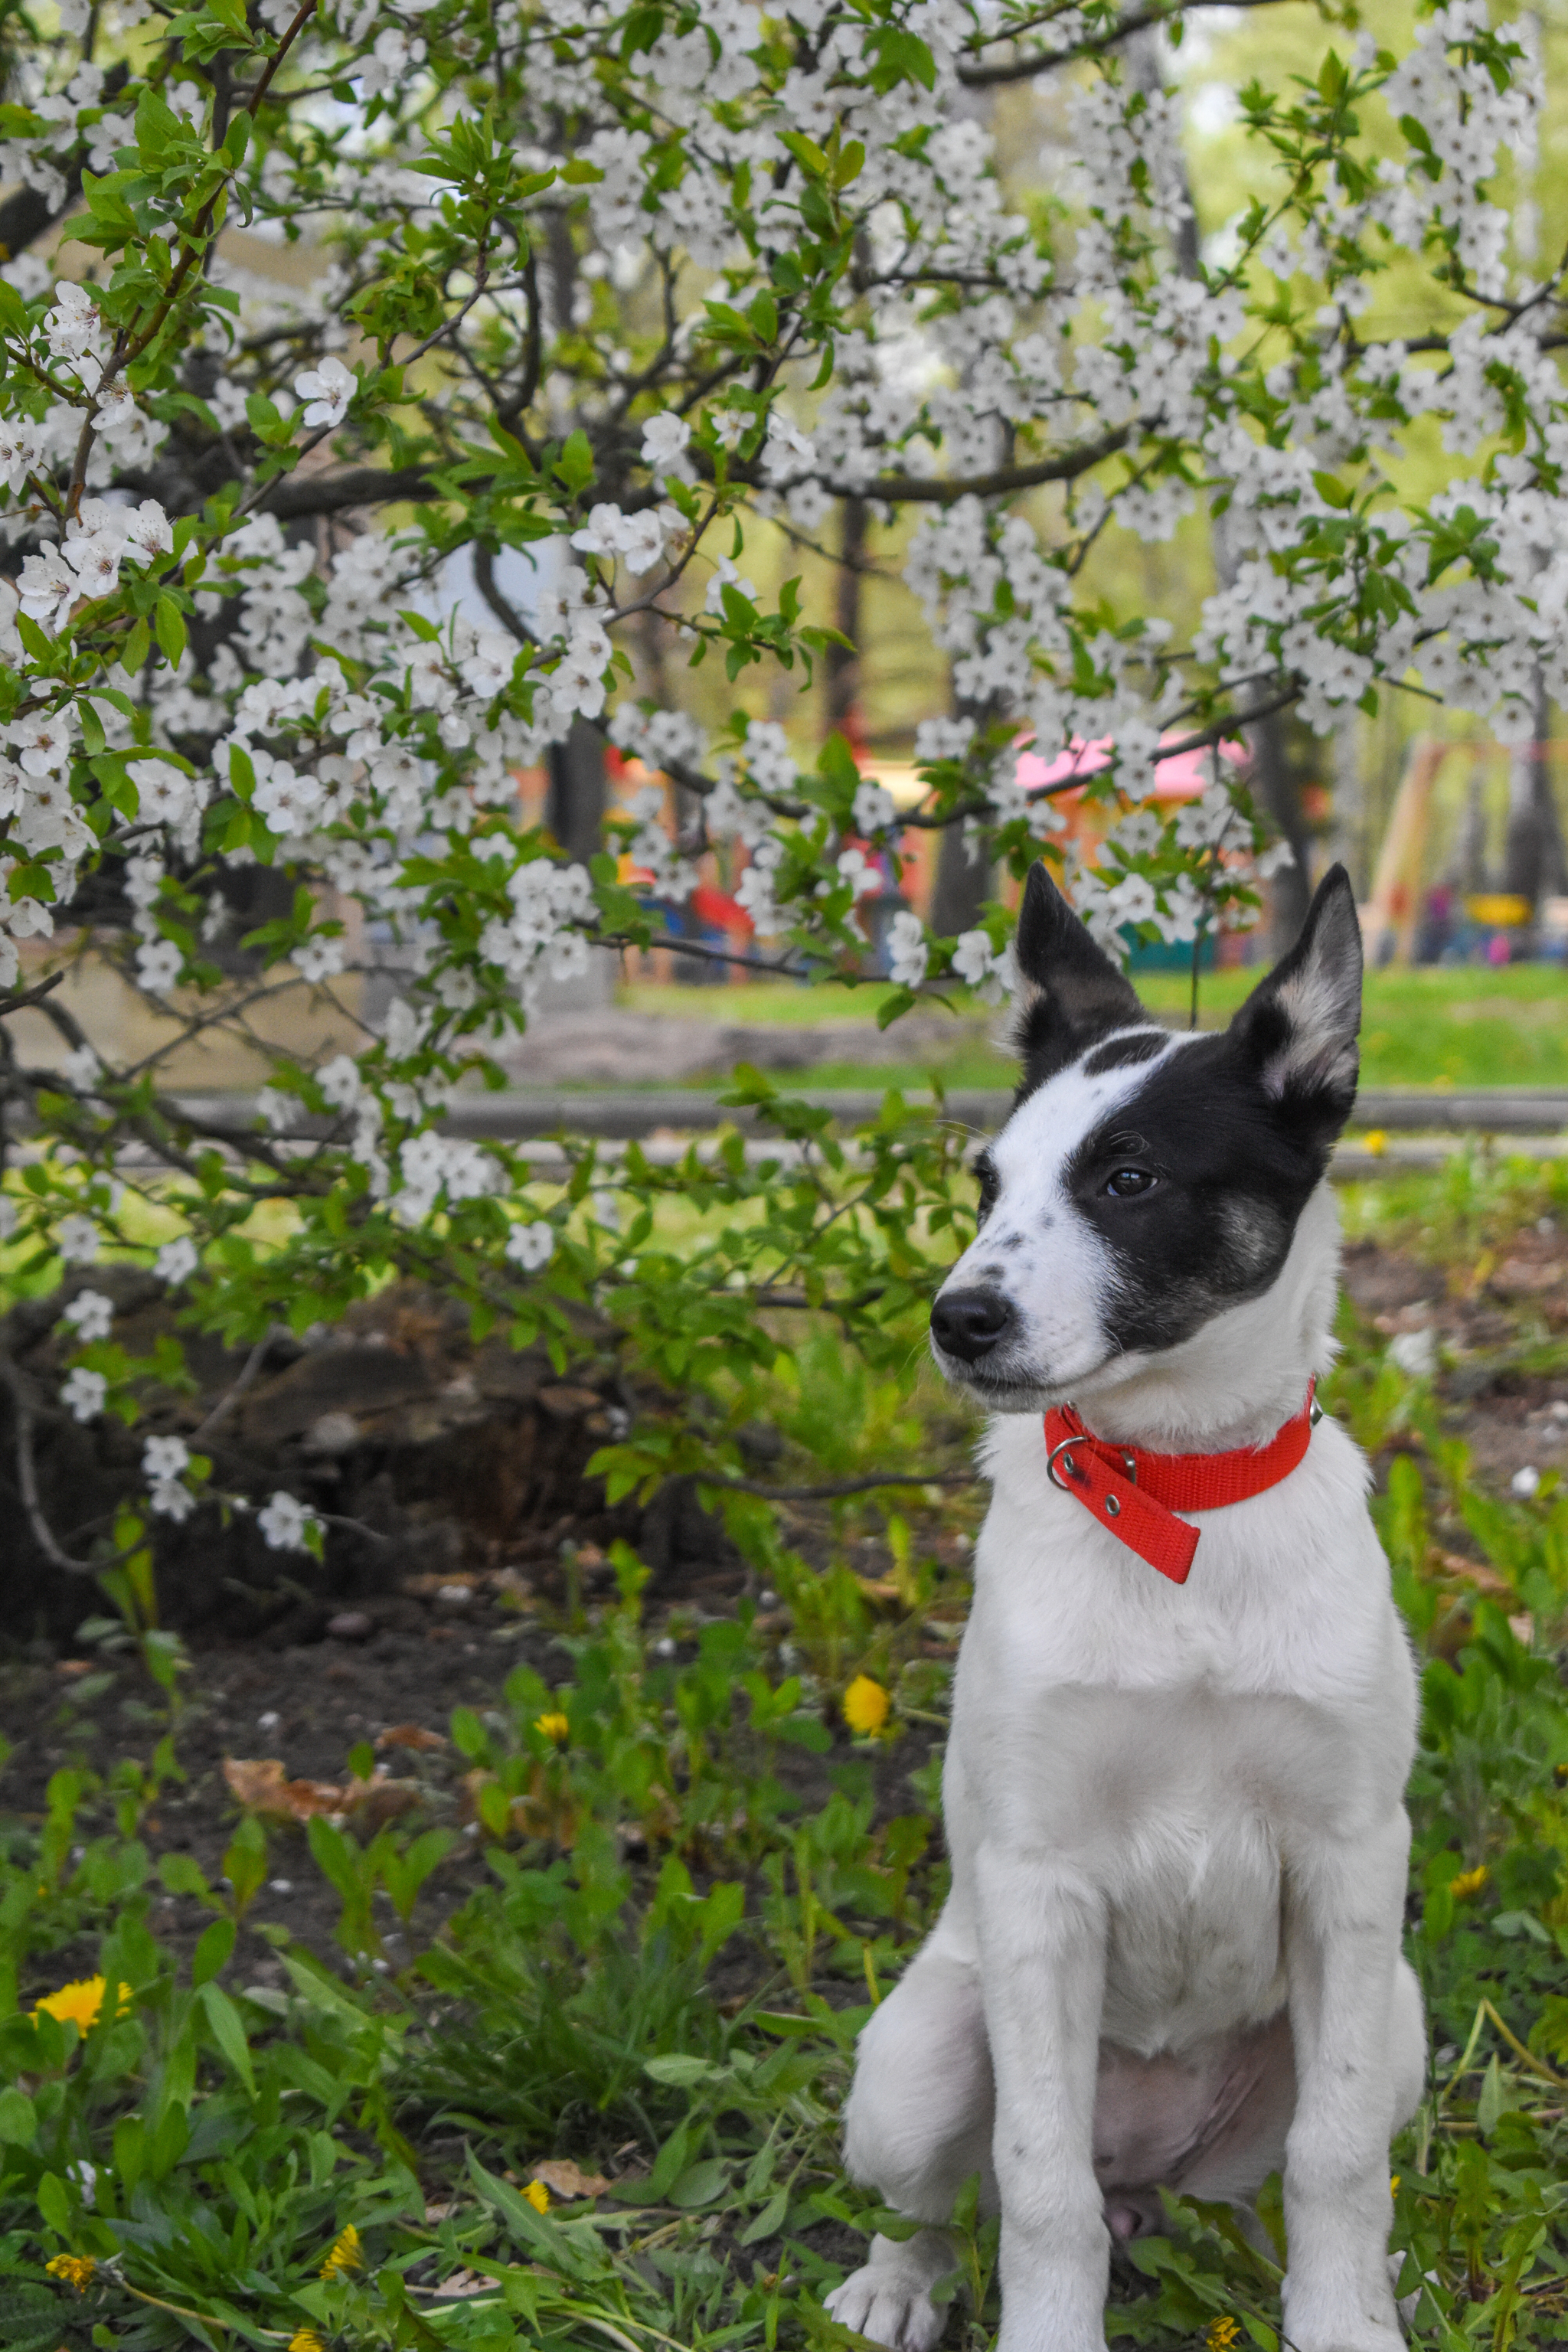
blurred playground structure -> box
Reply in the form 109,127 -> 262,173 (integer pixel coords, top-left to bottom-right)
1360,738 -> 1568,969
580,728 -> 1568,987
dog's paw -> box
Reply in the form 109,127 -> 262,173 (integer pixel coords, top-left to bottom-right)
825,2246 -> 952,2352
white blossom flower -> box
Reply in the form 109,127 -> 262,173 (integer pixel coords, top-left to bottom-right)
55,1214 -> 101,1266
129,759 -> 195,825
641,410 -> 692,474
506,1219 -> 555,1270
143,1433 -> 191,1481
61,1366 -> 108,1422
60,1289 -> 114,1342
887,910 -> 929,989
297,933 -> 346,983
135,938 -> 183,993
316,1054 -> 361,1109
258,1489 -> 322,1550
294,355 -> 355,430
155,1236 -> 199,1284
853,781 -> 897,835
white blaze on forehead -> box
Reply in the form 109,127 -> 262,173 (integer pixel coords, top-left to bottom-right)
990,1029 -> 1185,1209
939,1030 -> 1188,1391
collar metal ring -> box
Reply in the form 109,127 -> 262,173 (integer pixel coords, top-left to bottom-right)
1047,1432 -> 1138,1491
1045,1434 -> 1082,1491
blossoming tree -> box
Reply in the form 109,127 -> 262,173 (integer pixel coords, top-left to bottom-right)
0,0 -> 1560,1579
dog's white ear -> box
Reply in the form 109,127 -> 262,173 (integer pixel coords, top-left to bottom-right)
1011,861 -> 1145,1081
1229,865 -> 1362,1122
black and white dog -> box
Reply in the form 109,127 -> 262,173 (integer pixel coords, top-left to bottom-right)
826,863 -> 1423,2352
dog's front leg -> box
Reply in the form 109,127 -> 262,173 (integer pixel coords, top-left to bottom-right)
1281,1811 -> 1410,2352
978,1846 -> 1109,2352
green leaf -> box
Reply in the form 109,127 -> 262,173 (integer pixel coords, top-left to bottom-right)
0,2086 -> 38,2145
670,2159 -> 728,2207
191,1916 -> 236,1988
36,2169 -> 71,2233
198,1980 -> 256,2098
158,1851 -> 214,1901
554,427 -> 595,495
740,2187 -> 789,2243
153,595 -> 188,668
644,2053 -> 722,2087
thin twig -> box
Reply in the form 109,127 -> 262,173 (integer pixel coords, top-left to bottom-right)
190,1328 -> 283,1446
0,1352 -> 121,1574
0,969 -> 66,1020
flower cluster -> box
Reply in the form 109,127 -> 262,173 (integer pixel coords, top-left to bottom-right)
0,0 -> 1557,1592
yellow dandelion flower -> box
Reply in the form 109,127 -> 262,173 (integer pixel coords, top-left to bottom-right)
1451,1865 -> 1488,1900
46,2252 -> 97,2293
1363,1131 -> 1387,1158
1390,2177 -> 1401,2197
1206,2319 -> 1240,2351
535,1712 -> 570,1745
842,1676 -> 890,1737
289,2333 -> 327,2352
320,2223 -> 363,2279
33,1975 -> 124,2030
524,2179 -> 550,2213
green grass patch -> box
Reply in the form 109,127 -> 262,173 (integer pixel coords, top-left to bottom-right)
622,969 -> 1568,1093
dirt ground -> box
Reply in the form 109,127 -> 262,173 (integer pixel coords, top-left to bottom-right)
3,1221 -> 1564,2000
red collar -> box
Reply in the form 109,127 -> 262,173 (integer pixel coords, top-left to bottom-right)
1043,1382 -> 1318,1585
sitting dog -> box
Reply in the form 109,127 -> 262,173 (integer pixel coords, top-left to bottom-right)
825,862 -> 1423,2352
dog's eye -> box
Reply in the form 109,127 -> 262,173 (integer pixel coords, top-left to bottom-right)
1106,1166 -> 1156,1199
975,1158 -> 999,1225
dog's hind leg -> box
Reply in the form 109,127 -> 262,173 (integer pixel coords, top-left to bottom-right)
825,1939 -> 993,2352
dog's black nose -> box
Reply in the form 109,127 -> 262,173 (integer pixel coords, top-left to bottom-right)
930,1288 -> 1012,1363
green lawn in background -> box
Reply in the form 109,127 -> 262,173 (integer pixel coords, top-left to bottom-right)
622,967 -> 1568,1090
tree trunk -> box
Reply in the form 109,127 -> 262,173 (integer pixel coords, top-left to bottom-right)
547,717 -> 606,866
825,498 -> 867,740
929,816 -> 989,939
1250,711 -> 1312,952
1504,672 -> 1568,910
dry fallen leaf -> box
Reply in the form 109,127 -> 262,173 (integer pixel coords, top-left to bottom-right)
430,2269 -> 488,2298
223,1757 -> 345,1822
531,2158 -> 612,2199
341,1773 -> 420,1831
377,1723 -> 449,1753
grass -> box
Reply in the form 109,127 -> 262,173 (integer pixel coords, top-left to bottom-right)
622,969 -> 1568,1093
2,1161 -> 1566,2352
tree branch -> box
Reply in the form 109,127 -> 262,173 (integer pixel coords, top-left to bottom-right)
958,0 -> 1280,84
257,421 -> 1131,525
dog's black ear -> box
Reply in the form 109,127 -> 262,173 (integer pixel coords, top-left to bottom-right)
1011,861 -> 1145,1089
1227,864 -> 1362,1134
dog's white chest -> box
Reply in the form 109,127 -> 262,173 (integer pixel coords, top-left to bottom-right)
940,1412 -> 1417,2051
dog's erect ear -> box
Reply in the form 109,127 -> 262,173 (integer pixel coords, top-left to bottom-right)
1011,861 -> 1145,1087
1228,864 -> 1362,1131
